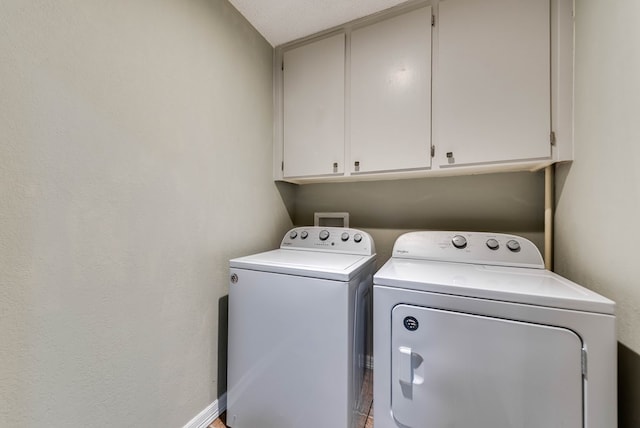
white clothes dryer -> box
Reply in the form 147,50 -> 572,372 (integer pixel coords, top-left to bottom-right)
373,231 -> 616,428
228,227 -> 376,428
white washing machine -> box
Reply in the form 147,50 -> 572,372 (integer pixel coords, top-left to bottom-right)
228,227 -> 376,428
373,231 -> 616,428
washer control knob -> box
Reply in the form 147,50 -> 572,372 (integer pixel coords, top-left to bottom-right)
486,238 -> 499,250
319,230 -> 330,241
506,239 -> 521,252
300,231 -> 308,239
289,231 -> 298,239
452,235 -> 467,249
341,232 -> 350,242
353,233 -> 363,243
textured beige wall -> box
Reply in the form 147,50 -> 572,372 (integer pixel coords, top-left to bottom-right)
555,0 -> 640,356
554,1 -> 640,426
0,1 -> 292,426
294,172 -> 546,266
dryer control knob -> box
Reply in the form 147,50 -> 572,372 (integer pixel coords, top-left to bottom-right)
452,235 -> 467,249
289,231 -> 298,239
353,233 -> 363,243
319,230 -> 330,241
300,231 -> 308,239
506,239 -> 521,252
486,238 -> 499,250
341,232 -> 350,242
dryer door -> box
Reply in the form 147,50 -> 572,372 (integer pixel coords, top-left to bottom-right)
391,304 -> 583,428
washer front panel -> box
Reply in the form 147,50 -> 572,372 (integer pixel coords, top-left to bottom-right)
228,268 -> 352,428
391,304 -> 583,428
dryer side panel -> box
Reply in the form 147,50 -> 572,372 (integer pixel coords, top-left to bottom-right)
390,304 -> 583,428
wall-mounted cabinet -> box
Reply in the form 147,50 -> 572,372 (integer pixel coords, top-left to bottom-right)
282,34 -> 345,178
274,0 -> 574,184
350,7 -> 432,175
435,0 -> 551,168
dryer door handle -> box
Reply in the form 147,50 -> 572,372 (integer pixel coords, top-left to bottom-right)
398,346 -> 413,384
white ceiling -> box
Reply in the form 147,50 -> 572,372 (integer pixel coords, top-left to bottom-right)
228,0 -> 409,47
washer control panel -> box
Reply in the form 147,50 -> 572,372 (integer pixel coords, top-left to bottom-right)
392,231 -> 544,269
280,227 -> 375,255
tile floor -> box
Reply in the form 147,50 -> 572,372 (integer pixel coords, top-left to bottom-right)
210,369 -> 373,428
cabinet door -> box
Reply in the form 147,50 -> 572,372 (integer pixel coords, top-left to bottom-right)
283,34 -> 345,178
436,0 -> 550,167
350,7 -> 432,174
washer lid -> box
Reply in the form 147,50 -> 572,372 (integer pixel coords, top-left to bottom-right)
374,258 -> 615,315
230,249 -> 375,281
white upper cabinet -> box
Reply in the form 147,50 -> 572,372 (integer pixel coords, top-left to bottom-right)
274,0 -> 573,183
283,33 -> 345,178
350,7 -> 432,174
435,0 -> 551,168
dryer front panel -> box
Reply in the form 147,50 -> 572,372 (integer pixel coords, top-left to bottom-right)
391,304 -> 583,428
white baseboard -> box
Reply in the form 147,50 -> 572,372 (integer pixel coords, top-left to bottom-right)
183,393 -> 227,428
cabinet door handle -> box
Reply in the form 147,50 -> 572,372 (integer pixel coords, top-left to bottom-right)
354,161 -> 360,172
446,152 -> 455,164
333,162 -> 338,173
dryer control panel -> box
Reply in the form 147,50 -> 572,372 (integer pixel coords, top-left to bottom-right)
281,227 -> 375,256
392,231 -> 544,269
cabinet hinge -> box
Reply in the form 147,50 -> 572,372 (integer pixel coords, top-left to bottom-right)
581,348 -> 588,379
550,131 -> 556,146
431,15 -> 435,26
430,146 -> 435,158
